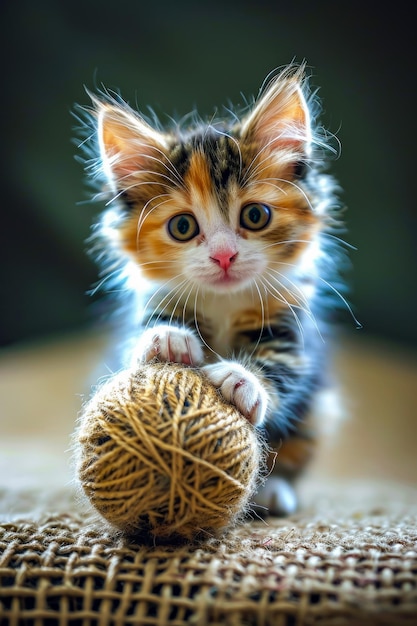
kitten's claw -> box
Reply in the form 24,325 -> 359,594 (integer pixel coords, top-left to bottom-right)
132,325 -> 204,366
203,361 -> 268,425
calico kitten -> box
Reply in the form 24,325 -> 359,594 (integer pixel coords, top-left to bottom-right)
79,64 -> 351,516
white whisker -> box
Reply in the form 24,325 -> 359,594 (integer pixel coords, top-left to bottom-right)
265,269 -> 324,341
274,260 -> 361,328
247,279 -> 266,358
105,181 -> 170,208
168,280 -> 194,327
261,175 -> 315,212
89,267 -> 123,296
151,282 -> 189,328
144,149 -> 185,189
266,268 -> 310,310
193,288 -> 220,358
137,195 -> 172,242
142,275 -> 188,330
259,276 -> 306,346
241,145 -> 276,186
316,275 -> 362,329
321,231 -> 357,250
136,259 -> 174,269
182,283 -> 195,329
261,238 -> 314,251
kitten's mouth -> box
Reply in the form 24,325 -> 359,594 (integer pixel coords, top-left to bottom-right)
207,271 -> 251,291
197,258 -> 264,292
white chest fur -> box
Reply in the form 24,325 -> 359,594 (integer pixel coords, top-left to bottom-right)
193,289 -> 260,358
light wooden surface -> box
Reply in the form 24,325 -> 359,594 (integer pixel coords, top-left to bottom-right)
0,329 -> 416,516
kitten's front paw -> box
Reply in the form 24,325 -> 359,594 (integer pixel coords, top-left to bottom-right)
133,325 -> 204,366
203,361 -> 268,426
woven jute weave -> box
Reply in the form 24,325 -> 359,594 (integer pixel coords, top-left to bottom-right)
1,500 -> 416,626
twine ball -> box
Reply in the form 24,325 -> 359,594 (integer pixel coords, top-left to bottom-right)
76,362 -> 263,540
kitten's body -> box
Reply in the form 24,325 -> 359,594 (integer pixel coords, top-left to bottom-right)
79,65 -> 349,515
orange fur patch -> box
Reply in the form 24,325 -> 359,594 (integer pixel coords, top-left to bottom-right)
121,197 -> 183,282
184,151 -> 215,213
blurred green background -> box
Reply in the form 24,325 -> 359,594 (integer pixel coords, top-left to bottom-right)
1,0 -> 415,349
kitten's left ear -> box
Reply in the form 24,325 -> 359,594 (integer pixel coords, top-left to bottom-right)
93,98 -> 169,187
240,71 -> 312,156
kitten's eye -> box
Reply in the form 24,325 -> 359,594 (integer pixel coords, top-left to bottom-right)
240,203 -> 271,231
167,213 -> 200,241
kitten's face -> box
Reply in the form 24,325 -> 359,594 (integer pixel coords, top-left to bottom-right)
117,135 -> 319,295
96,69 -> 321,297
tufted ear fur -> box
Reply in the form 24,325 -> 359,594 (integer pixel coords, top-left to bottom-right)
240,69 -> 312,156
95,100 -> 168,187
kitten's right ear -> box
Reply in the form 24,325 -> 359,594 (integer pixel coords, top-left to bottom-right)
93,98 -> 168,186
240,68 -> 312,157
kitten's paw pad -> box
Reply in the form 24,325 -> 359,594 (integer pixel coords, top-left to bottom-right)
254,477 -> 298,517
133,326 -> 204,366
203,361 -> 268,425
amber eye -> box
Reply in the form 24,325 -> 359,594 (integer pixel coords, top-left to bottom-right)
240,203 -> 271,231
167,213 -> 200,241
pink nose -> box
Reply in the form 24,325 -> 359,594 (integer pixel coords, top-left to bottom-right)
210,251 -> 238,271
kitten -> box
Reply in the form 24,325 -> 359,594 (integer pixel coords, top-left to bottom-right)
79,64 -> 352,516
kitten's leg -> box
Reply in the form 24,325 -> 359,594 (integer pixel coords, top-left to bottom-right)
255,434 -> 316,516
204,353 -> 319,515
203,360 -> 269,426
203,361 -> 299,515
132,325 -> 204,366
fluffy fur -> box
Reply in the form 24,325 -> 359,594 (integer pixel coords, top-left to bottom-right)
76,64 -> 355,515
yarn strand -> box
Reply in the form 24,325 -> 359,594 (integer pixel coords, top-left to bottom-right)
76,362 -> 264,540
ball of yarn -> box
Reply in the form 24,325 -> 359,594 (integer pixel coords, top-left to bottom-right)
76,362 -> 263,540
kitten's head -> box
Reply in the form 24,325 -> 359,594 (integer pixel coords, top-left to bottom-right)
92,67 -> 326,296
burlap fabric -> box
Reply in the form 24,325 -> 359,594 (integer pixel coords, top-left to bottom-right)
1,485 -> 416,626
1,333 -> 416,624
